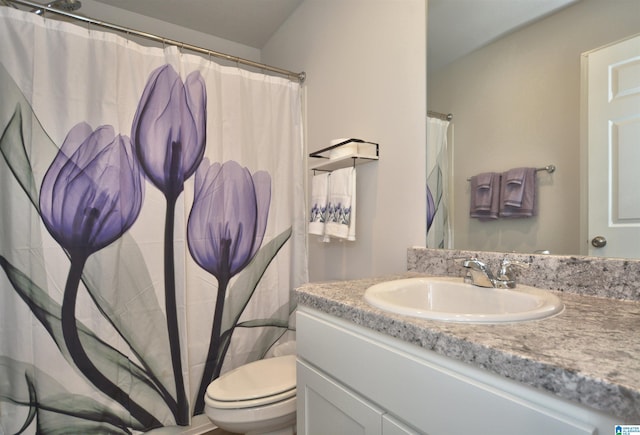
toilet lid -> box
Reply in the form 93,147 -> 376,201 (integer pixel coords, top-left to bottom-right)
206,355 -> 296,408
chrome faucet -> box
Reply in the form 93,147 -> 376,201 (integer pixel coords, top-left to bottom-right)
458,258 -> 496,288
456,257 -> 530,289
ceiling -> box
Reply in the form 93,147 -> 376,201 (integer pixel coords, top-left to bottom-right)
92,0 -> 304,49
427,0 -> 579,72
15,0 -> 577,61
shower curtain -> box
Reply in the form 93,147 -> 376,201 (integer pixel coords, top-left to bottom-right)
426,116 -> 451,249
0,7 -> 306,433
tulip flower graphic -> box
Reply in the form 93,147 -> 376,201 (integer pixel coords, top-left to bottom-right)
187,159 -> 271,413
40,124 -> 144,256
38,123 -> 155,426
131,64 -> 206,424
131,64 -> 206,198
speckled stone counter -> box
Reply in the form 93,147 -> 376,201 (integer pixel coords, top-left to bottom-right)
295,274 -> 640,422
408,248 -> 640,301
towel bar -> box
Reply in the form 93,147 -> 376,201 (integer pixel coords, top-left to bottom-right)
466,165 -> 555,181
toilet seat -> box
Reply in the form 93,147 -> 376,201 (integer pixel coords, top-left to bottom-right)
205,355 -> 296,409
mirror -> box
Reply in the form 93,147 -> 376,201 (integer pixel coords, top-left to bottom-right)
427,0 -> 640,257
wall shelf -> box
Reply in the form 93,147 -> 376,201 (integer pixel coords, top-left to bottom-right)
309,138 -> 379,172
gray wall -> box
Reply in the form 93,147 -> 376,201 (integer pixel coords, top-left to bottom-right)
263,0 -> 427,282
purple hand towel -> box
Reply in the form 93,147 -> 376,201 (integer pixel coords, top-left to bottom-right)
502,167 -> 527,207
500,167 -> 536,218
470,172 -> 500,220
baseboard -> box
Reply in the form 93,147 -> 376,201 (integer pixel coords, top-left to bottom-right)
146,415 -> 216,434
181,415 -> 216,434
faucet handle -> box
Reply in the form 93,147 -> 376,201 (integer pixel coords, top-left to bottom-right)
499,258 -> 530,271
496,258 -> 530,288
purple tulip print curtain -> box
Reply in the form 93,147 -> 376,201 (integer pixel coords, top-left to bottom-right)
426,116 -> 451,249
0,7 -> 306,433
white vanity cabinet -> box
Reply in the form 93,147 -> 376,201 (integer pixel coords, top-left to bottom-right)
296,307 -> 618,435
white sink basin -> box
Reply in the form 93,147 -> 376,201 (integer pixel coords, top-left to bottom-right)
364,277 -> 564,323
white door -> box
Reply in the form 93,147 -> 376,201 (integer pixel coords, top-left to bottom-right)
586,34 -> 640,258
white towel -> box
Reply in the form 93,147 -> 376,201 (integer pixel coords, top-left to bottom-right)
325,167 -> 356,241
309,172 -> 330,241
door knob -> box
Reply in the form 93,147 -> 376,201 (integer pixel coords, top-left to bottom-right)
591,236 -> 607,248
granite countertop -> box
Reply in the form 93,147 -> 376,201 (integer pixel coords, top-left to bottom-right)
295,274 -> 640,422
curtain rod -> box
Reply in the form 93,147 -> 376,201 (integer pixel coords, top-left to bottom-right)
3,0 -> 306,83
427,110 -> 453,121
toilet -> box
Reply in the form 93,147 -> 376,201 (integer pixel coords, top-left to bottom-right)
204,354 -> 297,435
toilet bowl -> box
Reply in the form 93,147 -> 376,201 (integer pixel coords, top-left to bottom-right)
204,354 -> 297,435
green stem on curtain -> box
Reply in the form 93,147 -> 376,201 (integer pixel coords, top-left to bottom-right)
61,253 -> 161,429
164,194 -> 188,425
193,275 -> 229,415
212,327 -> 235,380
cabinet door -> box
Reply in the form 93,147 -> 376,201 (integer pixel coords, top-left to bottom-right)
298,360 -> 383,435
